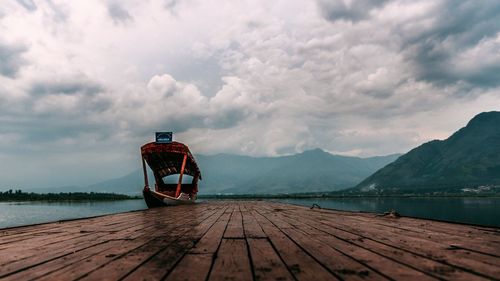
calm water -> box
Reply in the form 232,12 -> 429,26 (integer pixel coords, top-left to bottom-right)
0,200 -> 147,229
275,197 -> 500,227
1,197 -> 499,229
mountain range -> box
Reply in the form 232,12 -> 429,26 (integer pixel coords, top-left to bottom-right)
196,150 -> 400,194
26,150 -> 400,195
354,111 -> 500,193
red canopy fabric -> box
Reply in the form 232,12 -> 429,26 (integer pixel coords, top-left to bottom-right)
141,142 -> 202,179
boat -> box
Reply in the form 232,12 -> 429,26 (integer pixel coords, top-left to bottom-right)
140,132 -> 201,207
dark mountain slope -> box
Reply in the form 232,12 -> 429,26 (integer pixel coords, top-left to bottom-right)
355,111 -> 500,192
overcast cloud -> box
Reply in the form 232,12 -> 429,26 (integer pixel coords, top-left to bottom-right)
0,0 -> 499,188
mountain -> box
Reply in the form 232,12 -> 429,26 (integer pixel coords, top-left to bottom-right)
205,149 -> 400,194
85,169 -> 146,195
23,170 -> 153,196
79,149 -> 400,195
355,111 -> 500,193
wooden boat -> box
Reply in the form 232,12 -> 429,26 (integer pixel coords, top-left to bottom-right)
140,134 -> 201,208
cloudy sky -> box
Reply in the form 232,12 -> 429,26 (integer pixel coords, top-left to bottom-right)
1,0 -> 500,188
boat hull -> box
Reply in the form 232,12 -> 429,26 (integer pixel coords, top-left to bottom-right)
143,188 -> 195,208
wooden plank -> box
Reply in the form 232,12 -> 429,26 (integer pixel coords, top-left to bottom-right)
247,238 -> 295,281
35,237 -> 160,281
0,211 -> 141,240
1,200 -> 499,281
207,239 -> 252,281
164,254 -> 213,281
280,203 -> 500,257
302,211 -> 500,278
242,207 -> 266,238
1,205 -> 218,279
121,241 -> 195,281
271,210 -> 436,280
275,206 -> 486,280
338,212 -> 500,257
224,205 -> 244,238
0,217 -> 137,254
291,213 -> 481,280
259,212 -> 386,280
259,202 -> 500,258
121,206 -> 227,281
253,204 -> 382,280
79,235 -> 183,281
252,209 -> 338,281
0,211 -> 148,250
0,212 -> 140,248
161,205 -> 233,281
1,240 -> 125,281
0,212 -> 169,274
189,206 -> 233,254
261,202 -> 500,280
368,212 -> 500,241
43,207 -> 220,281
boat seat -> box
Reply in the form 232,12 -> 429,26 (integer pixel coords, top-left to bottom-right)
157,183 -> 197,195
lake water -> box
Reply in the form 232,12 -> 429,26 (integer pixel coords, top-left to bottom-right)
1,197 -> 499,229
0,200 -> 147,229
275,197 -> 500,227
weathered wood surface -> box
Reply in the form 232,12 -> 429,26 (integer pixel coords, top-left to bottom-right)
0,201 -> 499,280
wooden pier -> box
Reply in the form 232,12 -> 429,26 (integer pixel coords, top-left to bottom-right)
0,201 -> 499,280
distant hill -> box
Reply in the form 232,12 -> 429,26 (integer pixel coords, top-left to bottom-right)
23,172 -> 150,196
85,170 -> 146,195
198,149 -> 400,194
354,111 -> 500,193
40,150 -> 399,195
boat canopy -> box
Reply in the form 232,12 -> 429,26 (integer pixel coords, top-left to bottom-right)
141,141 -> 202,180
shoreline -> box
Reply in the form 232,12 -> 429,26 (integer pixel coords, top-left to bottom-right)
0,191 -> 141,202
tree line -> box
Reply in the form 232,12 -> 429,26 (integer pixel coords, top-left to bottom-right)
0,190 -> 139,201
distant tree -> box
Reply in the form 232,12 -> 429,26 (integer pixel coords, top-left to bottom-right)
0,191 -> 138,202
